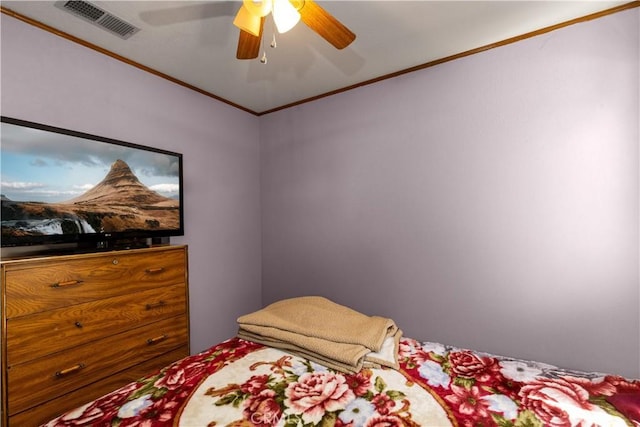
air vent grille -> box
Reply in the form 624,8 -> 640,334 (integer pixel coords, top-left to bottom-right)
55,1 -> 140,40
63,0 -> 103,21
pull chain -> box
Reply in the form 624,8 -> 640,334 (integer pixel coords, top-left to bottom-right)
260,30 -> 268,63
260,15 -> 278,64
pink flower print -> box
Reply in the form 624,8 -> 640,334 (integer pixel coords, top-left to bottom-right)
372,393 -> 395,415
519,377 -> 598,427
345,370 -> 373,397
364,415 -> 404,427
284,371 -> 355,424
241,374 -> 271,394
449,351 -> 497,382
444,385 -> 491,418
243,388 -> 282,427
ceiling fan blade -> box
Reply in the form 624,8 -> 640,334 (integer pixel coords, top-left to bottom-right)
236,17 -> 264,59
297,0 -> 355,49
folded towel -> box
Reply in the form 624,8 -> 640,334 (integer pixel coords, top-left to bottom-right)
237,296 -> 401,373
237,296 -> 397,350
237,328 -> 370,373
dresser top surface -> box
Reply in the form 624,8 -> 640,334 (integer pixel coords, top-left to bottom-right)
0,244 -> 187,265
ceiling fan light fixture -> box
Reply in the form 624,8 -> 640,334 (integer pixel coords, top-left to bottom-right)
243,0 -> 272,18
272,0 -> 300,34
233,5 -> 262,37
234,0 -> 355,61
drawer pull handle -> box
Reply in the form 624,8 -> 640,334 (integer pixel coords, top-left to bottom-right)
51,280 -> 84,288
55,363 -> 85,377
146,300 -> 166,310
75,321 -> 83,328
147,334 -> 168,345
145,267 -> 165,274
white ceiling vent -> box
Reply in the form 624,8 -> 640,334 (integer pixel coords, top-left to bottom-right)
54,1 -> 140,40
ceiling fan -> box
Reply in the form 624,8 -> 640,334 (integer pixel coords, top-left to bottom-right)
233,0 -> 356,60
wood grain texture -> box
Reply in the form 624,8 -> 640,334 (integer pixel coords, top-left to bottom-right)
4,248 -> 185,317
298,0 -> 355,49
1,245 -> 190,426
8,346 -> 188,426
8,316 -> 188,415
237,17 -> 264,59
6,283 -> 186,364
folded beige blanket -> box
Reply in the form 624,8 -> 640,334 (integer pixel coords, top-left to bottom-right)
237,296 -> 402,374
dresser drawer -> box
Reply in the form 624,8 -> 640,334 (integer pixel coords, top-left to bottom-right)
4,248 -> 186,318
9,346 -> 189,427
7,315 -> 188,415
6,283 -> 187,365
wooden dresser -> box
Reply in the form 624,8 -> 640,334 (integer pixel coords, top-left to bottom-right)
0,245 -> 190,426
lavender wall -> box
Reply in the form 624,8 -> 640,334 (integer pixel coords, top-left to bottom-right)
0,15 -> 262,354
261,9 -> 640,377
2,6 -> 638,379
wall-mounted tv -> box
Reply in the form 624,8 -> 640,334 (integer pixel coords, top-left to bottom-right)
1,116 -> 184,253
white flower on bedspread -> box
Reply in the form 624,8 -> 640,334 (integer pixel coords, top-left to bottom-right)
420,341 -> 447,356
418,360 -> 451,388
117,395 -> 153,419
481,394 -> 518,420
339,398 -> 376,426
499,360 -> 543,382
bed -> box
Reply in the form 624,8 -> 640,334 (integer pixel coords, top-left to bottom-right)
42,297 -> 640,427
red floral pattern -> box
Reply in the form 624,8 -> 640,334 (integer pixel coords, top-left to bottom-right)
42,337 -> 640,427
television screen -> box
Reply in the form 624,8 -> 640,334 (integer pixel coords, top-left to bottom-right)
1,116 -> 184,250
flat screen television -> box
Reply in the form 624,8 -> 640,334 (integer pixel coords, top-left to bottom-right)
1,116 -> 184,254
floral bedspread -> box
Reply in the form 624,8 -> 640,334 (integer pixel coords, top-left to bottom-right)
43,337 -> 640,427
